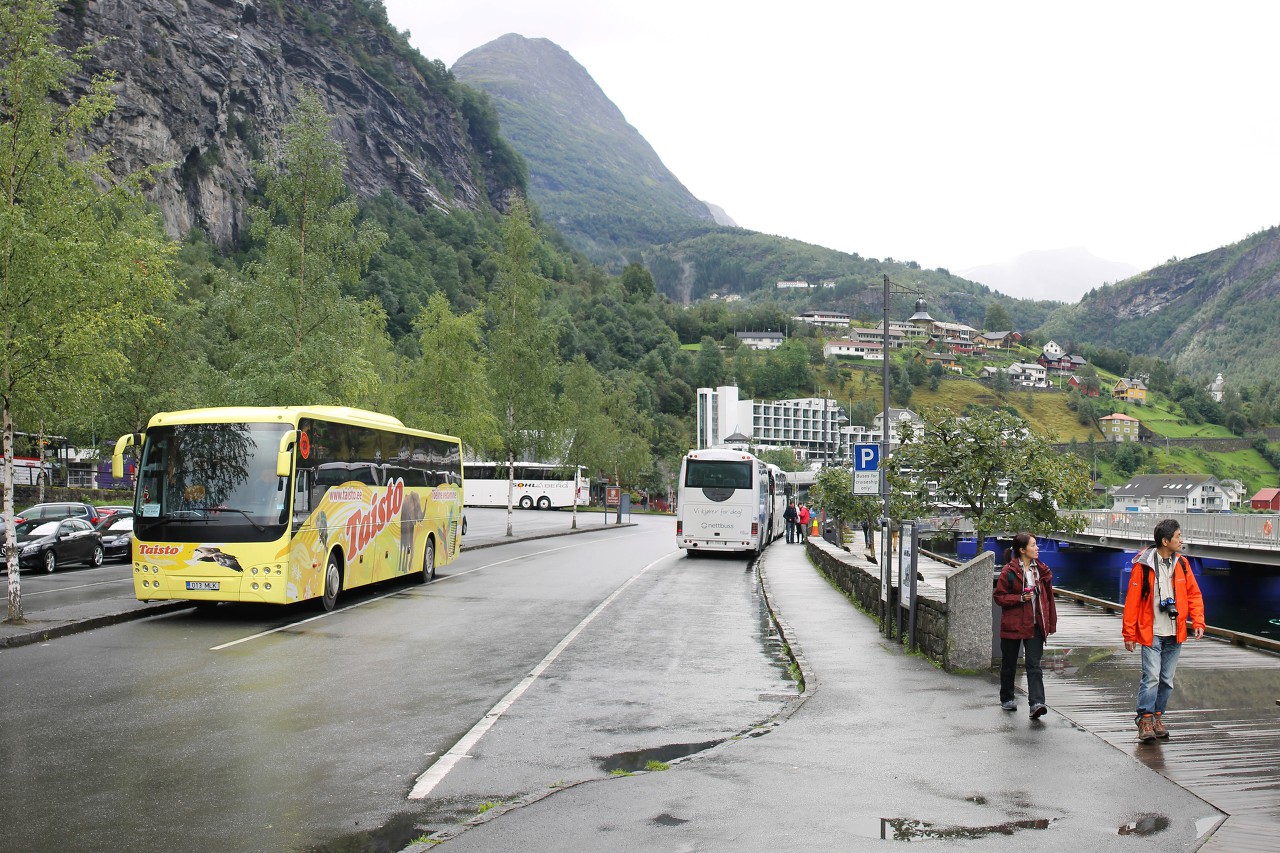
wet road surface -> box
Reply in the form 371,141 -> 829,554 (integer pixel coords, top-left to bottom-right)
0,514 -> 792,853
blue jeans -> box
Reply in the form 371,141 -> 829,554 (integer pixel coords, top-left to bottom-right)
1136,635 -> 1182,718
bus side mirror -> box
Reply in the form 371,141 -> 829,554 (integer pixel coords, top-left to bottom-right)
112,433 -> 140,479
276,430 -> 297,478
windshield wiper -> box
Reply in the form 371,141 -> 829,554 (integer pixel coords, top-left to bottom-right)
204,507 -> 269,533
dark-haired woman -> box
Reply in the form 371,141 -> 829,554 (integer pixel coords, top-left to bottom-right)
993,532 -> 1058,719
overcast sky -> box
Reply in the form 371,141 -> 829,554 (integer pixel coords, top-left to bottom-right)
382,0 -> 1279,286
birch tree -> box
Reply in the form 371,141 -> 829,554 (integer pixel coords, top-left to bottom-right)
486,199 -> 561,536
1,0 -> 176,622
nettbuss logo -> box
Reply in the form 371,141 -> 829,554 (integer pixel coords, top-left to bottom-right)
346,478 -> 405,560
137,544 -> 182,557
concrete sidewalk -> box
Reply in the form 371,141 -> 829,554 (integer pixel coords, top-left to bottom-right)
428,537 -> 1223,852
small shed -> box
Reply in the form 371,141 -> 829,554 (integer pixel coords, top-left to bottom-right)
1249,487 -> 1280,511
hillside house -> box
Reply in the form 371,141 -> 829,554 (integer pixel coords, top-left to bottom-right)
1005,362 -> 1048,387
794,310 -> 851,328
1099,413 -> 1143,442
1067,375 -> 1101,397
1250,487 -> 1280,511
1111,475 -> 1232,513
735,331 -> 784,350
1113,378 -> 1148,403
776,280 -> 809,289
823,338 -> 884,360
851,326 -> 908,349
921,352 -> 962,372
1038,351 -> 1088,373
979,331 -> 1021,349
933,337 -> 986,356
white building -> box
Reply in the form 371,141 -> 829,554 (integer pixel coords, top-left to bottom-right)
839,408 -> 920,458
696,385 -> 845,461
851,326 -> 908,349
776,280 -> 809,289
822,338 -> 884,361
735,330 -> 785,350
794,310 -> 851,328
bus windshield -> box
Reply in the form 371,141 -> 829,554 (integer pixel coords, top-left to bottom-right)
683,459 -> 753,490
135,422 -> 291,543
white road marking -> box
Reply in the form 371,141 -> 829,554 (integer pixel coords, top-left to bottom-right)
14,578 -> 133,596
210,534 -> 638,651
407,549 -> 677,800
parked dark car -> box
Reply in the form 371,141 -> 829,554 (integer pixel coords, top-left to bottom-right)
14,502 -> 102,525
2,517 -> 104,573
96,514 -> 134,562
94,504 -> 133,520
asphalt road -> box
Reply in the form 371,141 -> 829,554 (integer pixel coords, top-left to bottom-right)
0,513 -> 794,853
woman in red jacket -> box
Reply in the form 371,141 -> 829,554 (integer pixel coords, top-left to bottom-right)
993,531 -> 1058,719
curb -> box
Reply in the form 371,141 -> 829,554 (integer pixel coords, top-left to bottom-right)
0,523 -> 632,651
0,601 -> 194,650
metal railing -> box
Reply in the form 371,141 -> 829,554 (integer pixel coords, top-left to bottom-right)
1064,509 -> 1280,552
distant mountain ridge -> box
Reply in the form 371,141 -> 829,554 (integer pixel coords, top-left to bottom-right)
453,34 -> 718,263
961,247 -> 1139,303
1037,226 -> 1280,385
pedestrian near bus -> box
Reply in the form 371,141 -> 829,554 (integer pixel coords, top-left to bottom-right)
992,532 -> 1057,719
783,501 -> 798,544
1122,518 -> 1205,742
797,504 -> 810,541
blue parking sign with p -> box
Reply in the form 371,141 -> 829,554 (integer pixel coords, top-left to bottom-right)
854,443 -> 879,472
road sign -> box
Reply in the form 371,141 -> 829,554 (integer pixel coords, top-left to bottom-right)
853,443 -> 879,472
853,443 -> 880,495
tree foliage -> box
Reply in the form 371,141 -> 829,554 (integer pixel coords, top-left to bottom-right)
886,408 -> 1092,539
1,0 -> 176,621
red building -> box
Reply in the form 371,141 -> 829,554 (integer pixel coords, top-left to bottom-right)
1250,488 -> 1280,511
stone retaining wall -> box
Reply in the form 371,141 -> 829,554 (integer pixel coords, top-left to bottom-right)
804,536 -> 992,672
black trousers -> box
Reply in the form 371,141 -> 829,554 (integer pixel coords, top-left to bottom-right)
999,628 -> 1046,706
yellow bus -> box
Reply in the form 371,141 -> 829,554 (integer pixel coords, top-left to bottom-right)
112,406 -> 463,610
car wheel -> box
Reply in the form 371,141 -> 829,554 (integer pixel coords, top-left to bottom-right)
321,553 -> 341,611
44,550 -> 57,573
91,544 -> 104,567
536,496 -> 551,510
419,537 -> 436,583
519,496 -> 534,510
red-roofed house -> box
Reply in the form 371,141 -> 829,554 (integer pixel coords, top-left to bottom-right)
1250,488 -> 1280,511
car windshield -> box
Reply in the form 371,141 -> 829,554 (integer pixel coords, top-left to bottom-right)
21,521 -> 60,537
135,422 -> 291,543
106,519 -> 134,534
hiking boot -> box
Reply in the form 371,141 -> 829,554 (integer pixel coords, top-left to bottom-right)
1137,715 -> 1157,742
1001,700 -> 1016,712
1030,703 -> 1048,719
1153,713 -> 1170,739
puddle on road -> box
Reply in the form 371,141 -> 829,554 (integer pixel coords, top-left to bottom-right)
596,740 -> 723,773
848,816 -> 1054,841
1119,815 -> 1171,836
650,812 -> 689,826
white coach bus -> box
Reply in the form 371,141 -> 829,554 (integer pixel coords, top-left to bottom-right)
676,449 -> 776,556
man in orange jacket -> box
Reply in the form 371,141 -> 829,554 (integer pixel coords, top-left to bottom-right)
1121,519 -> 1206,742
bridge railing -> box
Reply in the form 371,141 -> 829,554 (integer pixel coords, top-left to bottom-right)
1064,509 -> 1280,552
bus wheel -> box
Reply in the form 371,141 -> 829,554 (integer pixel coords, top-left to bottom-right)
321,554 -> 342,611
420,537 -> 436,583
519,496 -> 534,510
536,496 -> 551,510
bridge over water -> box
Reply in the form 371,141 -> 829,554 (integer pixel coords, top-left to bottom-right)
1056,510 -> 1280,567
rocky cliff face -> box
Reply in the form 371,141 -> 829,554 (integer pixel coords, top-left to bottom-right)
55,0 -> 514,246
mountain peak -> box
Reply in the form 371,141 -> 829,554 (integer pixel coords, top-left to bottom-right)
454,34 -> 717,263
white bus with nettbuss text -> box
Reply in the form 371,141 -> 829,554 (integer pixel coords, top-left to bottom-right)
676,449 -> 778,556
